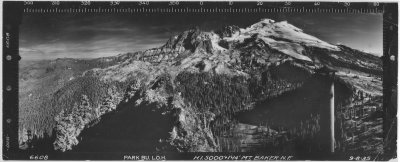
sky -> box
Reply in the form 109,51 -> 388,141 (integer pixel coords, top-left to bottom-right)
20,12 -> 383,60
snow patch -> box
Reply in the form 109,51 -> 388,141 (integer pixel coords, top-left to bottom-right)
208,32 -> 226,51
240,19 -> 340,51
260,37 -> 312,62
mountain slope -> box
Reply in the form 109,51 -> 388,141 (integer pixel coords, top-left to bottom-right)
18,55 -> 134,144
19,18 -> 383,153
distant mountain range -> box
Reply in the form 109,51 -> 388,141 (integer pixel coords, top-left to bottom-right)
19,18 -> 383,153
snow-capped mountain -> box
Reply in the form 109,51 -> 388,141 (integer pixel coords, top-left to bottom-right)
19,18 -> 383,154
88,18 -> 381,95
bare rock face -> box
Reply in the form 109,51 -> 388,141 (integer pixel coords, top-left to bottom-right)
162,27 -> 214,53
217,25 -> 241,38
168,107 -> 218,152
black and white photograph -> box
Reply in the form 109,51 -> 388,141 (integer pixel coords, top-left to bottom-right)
2,1 -> 398,161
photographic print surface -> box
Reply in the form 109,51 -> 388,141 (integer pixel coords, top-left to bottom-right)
2,1 -> 398,161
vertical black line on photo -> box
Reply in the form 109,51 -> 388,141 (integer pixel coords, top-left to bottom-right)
382,3 -> 398,161
3,1 -> 23,160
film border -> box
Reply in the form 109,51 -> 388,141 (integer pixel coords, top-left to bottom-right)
2,1 -> 398,160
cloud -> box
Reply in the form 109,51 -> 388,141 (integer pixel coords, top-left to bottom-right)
21,34 -> 166,60
19,48 -> 47,60
19,15 -> 173,60
20,13 -> 383,59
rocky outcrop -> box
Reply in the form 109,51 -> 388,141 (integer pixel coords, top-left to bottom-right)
167,98 -> 218,152
217,25 -> 241,38
162,27 -> 214,54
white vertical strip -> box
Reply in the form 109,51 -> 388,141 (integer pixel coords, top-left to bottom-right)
330,81 -> 335,153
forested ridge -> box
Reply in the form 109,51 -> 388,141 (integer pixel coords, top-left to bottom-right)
18,57 -> 133,146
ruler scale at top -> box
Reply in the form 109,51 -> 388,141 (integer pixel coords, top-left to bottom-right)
20,1 -> 384,13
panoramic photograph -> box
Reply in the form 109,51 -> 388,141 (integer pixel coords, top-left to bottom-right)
17,10 -> 385,158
